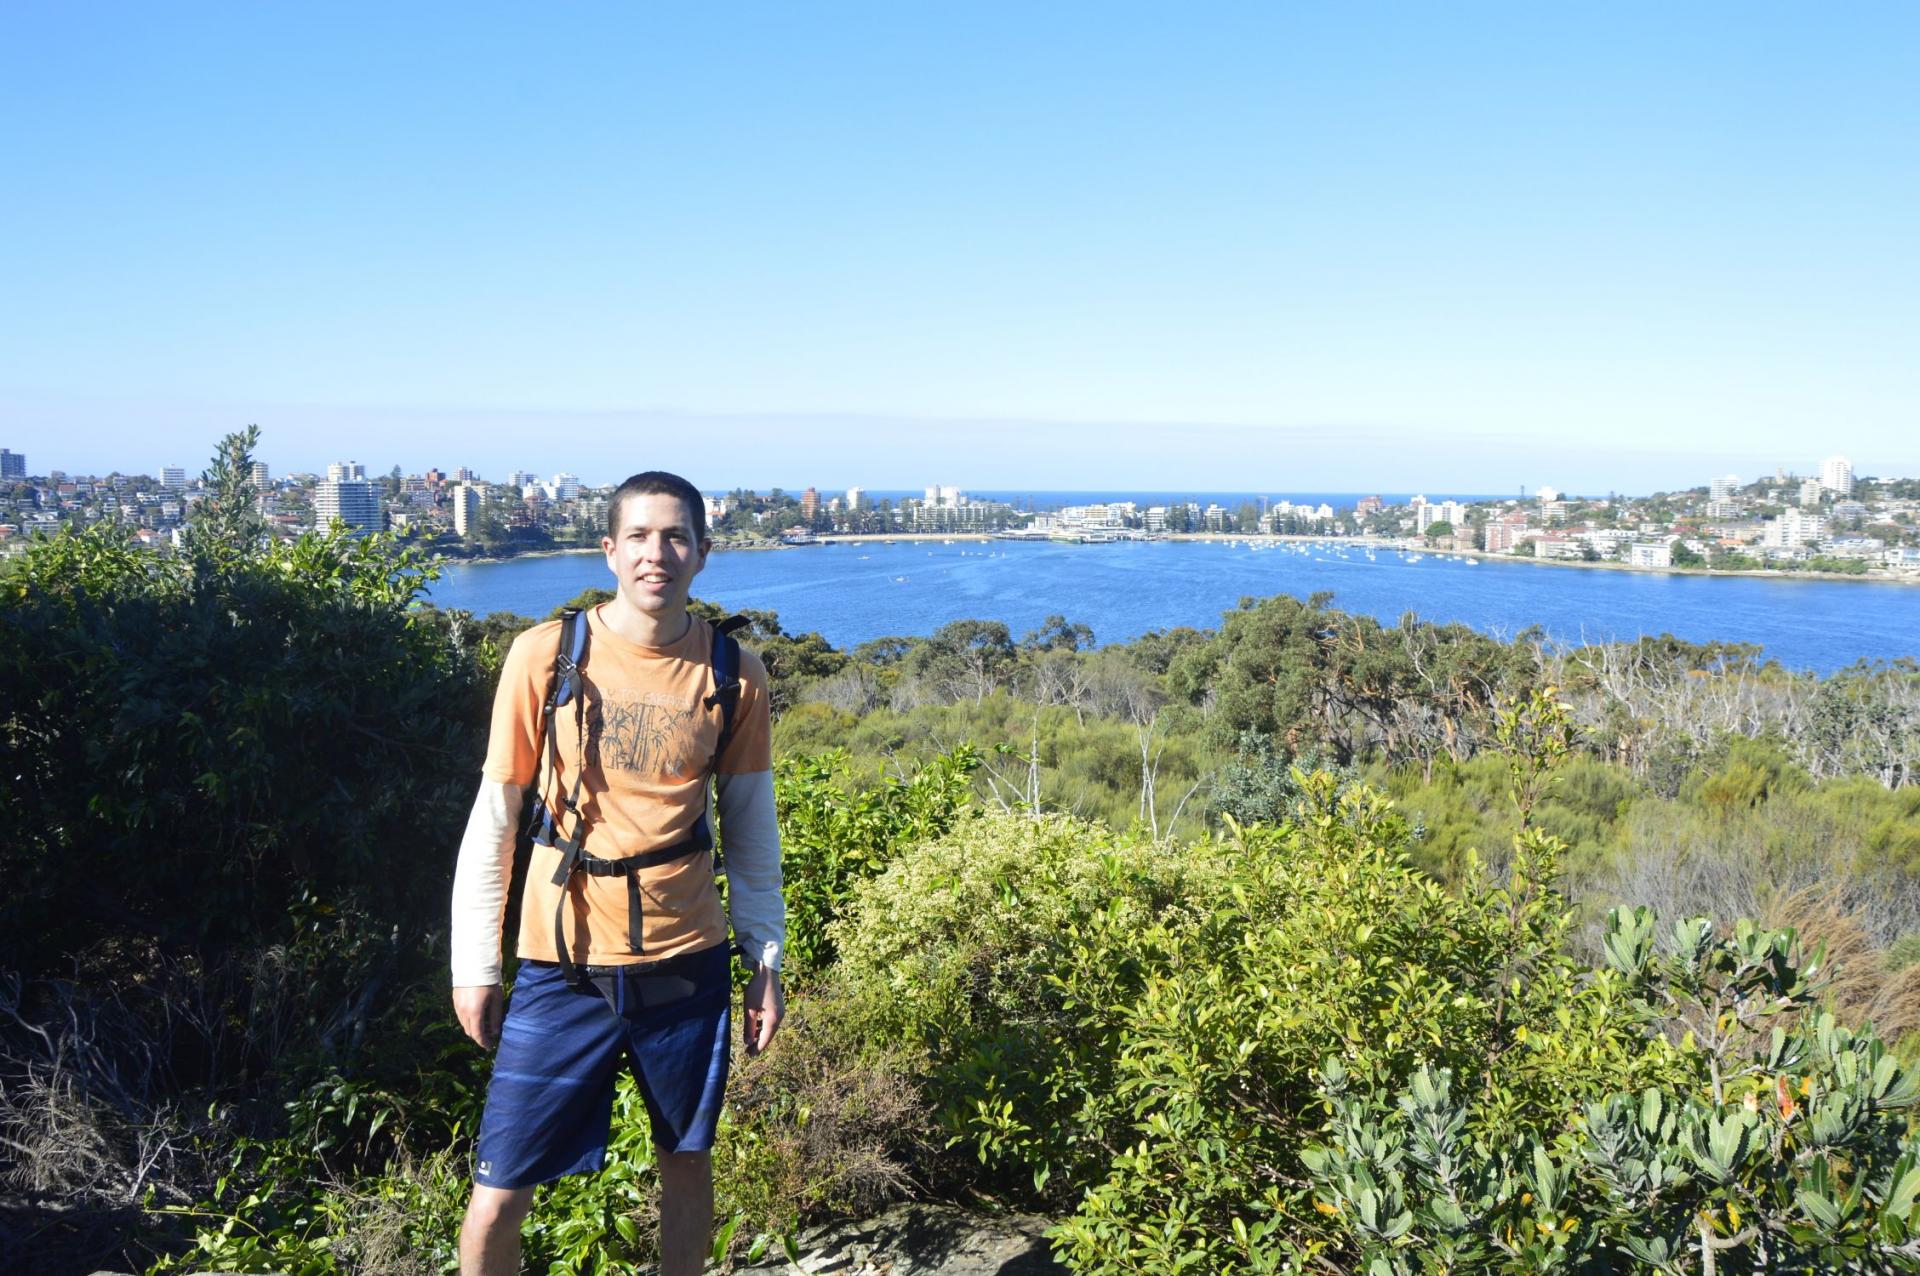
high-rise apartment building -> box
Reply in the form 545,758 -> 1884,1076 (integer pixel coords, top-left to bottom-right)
451,482 -> 482,538
0,448 -> 24,479
315,464 -> 382,533
161,465 -> 187,491
800,486 -> 819,519
550,472 -> 581,501
1800,478 -> 1824,507
1418,499 -> 1467,531
1821,455 -> 1854,496
1709,474 -> 1740,503
250,461 -> 270,489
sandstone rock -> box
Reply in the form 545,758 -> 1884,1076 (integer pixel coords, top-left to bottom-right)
730,1202 -> 1064,1275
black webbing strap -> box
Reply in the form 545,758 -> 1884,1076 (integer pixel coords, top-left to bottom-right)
543,813 -> 713,989
529,609 -> 591,849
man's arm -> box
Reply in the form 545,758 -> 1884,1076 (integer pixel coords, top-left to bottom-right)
717,769 -> 785,1053
450,780 -> 525,1049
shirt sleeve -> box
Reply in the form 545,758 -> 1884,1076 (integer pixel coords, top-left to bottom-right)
717,769 -> 785,972
450,780 -> 526,986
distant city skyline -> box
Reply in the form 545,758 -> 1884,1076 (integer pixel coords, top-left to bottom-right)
5,421 -> 1905,506
4,5 -> 1916,488
3,403 -> 1909,499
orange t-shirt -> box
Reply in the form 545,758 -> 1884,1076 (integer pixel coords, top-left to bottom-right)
483,606 -> 773,966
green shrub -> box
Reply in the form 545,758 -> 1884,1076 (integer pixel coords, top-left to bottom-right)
829,810 -> 1214,1206
769,745 -> 978,976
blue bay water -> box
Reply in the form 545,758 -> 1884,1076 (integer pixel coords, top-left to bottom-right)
424,540 -> 1920,674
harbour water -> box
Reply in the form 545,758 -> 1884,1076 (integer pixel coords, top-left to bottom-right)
424,539 -> 1919,674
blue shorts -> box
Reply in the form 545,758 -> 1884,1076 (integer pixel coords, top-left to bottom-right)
473,943 -> 732,1189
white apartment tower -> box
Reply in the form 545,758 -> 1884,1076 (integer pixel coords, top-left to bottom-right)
845,486 -> 865,511
1821,455 -> 1854,496
160,465 -> 187,491
249,461 -> 270,489
451,482 -> 482,538
1709,475 -> 1740,503
315,463 -> 382,533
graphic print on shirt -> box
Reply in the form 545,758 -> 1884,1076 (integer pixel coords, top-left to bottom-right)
587,689 -> 704,779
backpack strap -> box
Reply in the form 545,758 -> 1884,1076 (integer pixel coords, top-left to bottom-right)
528,608 -> 599,988
704,615 -> 751,762
703,615 -> 751,877
526,608 -> 591,852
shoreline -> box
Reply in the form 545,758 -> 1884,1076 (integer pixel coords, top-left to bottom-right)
440,533 -> 1919,586
1164,532 -> 1920,587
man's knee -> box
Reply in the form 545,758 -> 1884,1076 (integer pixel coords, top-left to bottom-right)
464,1183 -> 535,1234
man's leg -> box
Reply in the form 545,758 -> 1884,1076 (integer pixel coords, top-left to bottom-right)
460,1184 -> 534,1276
657,1148 -> 713,1276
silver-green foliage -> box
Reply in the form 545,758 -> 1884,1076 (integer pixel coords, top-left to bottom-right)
1304,907 -> 1920,1272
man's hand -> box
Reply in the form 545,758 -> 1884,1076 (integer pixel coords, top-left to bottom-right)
742,964 -> 785,1056
454,984 -> 504,1050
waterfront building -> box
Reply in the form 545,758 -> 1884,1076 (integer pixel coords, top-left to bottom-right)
1,448 -> 26,478
801,487 -> 819,520
1821,455 -> 1854,496
1356,495 -> 1383,516
1418,499 -> 1467,532
451,483 -> 482,538
1629,541 -> 1674,568
1762,508 -> 1828,549
1533,534 -> 1583,560
315,468 -> 383,533
1484,515 -> 1530,554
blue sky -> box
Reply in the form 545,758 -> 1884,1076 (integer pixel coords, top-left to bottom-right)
3,3 -> 1916,492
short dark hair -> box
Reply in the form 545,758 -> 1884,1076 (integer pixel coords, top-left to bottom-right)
607,471 -> 707,542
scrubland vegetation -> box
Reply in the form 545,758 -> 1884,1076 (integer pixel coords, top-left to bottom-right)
5,433 -> 1920,1273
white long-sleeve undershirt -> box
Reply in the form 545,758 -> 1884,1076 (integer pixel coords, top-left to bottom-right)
449,770 -> 785,987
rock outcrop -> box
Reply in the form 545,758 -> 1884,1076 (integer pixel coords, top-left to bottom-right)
732,1202 -> 1065,1275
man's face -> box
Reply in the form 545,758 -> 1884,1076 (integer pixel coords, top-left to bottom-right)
602,491 -> 709,621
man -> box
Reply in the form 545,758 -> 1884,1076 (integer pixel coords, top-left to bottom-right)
449,471 -> 785,1276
